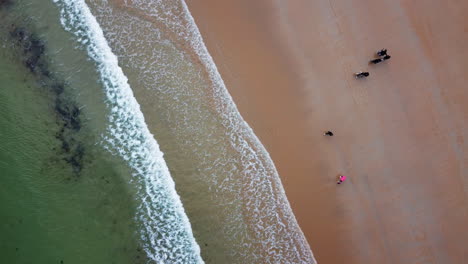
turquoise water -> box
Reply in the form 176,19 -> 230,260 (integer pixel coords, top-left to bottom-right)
0,2 -> 144,263
0,0 -> 201,263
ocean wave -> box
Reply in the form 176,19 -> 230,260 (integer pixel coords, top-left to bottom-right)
179,3 -> 317,263
83,0 -> 316,263
52,0 -> 204,263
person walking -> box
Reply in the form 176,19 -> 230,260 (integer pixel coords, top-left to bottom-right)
324,131 -> 334,136
337,175 -> 347,184
376,49 -> 387,57
370,58 -> 383,64
355,71 -> 370,78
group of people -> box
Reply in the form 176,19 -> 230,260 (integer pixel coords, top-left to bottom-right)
355,48 -> 391,78
322,49 -> 392,184
370,49 -> 391,64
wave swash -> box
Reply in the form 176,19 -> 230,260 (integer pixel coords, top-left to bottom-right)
52,0 -> 204,263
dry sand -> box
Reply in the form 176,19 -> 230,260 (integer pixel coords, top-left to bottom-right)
186,0 -> 468,263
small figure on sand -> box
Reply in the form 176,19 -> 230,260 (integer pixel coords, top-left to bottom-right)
355,71 -> 370,78
370,58 -> 383,64
337,175 -> 347,184
376,49 -> 388,57
374,49 -> 391,63
324,131 -> 334,136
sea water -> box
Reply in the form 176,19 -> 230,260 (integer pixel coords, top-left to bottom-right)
0,0 -> 202,263
85,1 -> 316,263
0,0 -> 315,263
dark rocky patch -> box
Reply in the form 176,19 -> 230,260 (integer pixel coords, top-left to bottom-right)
64,143 -> 84,173
9,27 -> 46,74
55,99 -> 82,131
0,0 -> 13,9
9,27 -> 25,41
41,68 -> 51,78
52,83 -> 64,95
61,141 -> 70,153
9,24 -> 86,176
23,37 -> 45,73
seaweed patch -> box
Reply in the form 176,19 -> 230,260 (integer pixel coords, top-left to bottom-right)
9,24 -> 86,176
0,0 -> 13,9
9,27 -> 47,75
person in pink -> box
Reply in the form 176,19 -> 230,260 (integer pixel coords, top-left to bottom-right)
337,175 -> 347,184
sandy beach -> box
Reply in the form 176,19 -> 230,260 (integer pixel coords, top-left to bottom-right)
186,0 -> 468,263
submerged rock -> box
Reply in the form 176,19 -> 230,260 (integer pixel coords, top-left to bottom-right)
9,24 -> 86,176
0,0 -> 13,9
23,36 -> 45,73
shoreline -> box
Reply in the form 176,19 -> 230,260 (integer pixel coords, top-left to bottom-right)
186,0 -> 468,263
88,0 -> 316,262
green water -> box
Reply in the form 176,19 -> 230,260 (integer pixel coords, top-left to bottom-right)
0,1 -> 147,263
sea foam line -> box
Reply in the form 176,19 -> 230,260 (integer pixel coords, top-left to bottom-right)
52,0 -> 204,263
178,2 -> 317,263
115,0 -> 316,262
98,0 -> 316,262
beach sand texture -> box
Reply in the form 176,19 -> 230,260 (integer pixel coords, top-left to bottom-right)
186,0 -> 468,263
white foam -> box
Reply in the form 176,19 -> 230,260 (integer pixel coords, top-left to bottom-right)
52,0 -> 204,263
180,2 -> 316,263
72,0 -> 316,262
119,1 -> 317,263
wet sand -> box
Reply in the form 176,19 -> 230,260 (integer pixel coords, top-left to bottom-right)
186,0 -> 468,263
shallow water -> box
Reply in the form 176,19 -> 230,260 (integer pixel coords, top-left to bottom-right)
1,0 -> 314,262
86,0 -> 315,263
0,2 -> 143,263
0,0 -> 201,263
